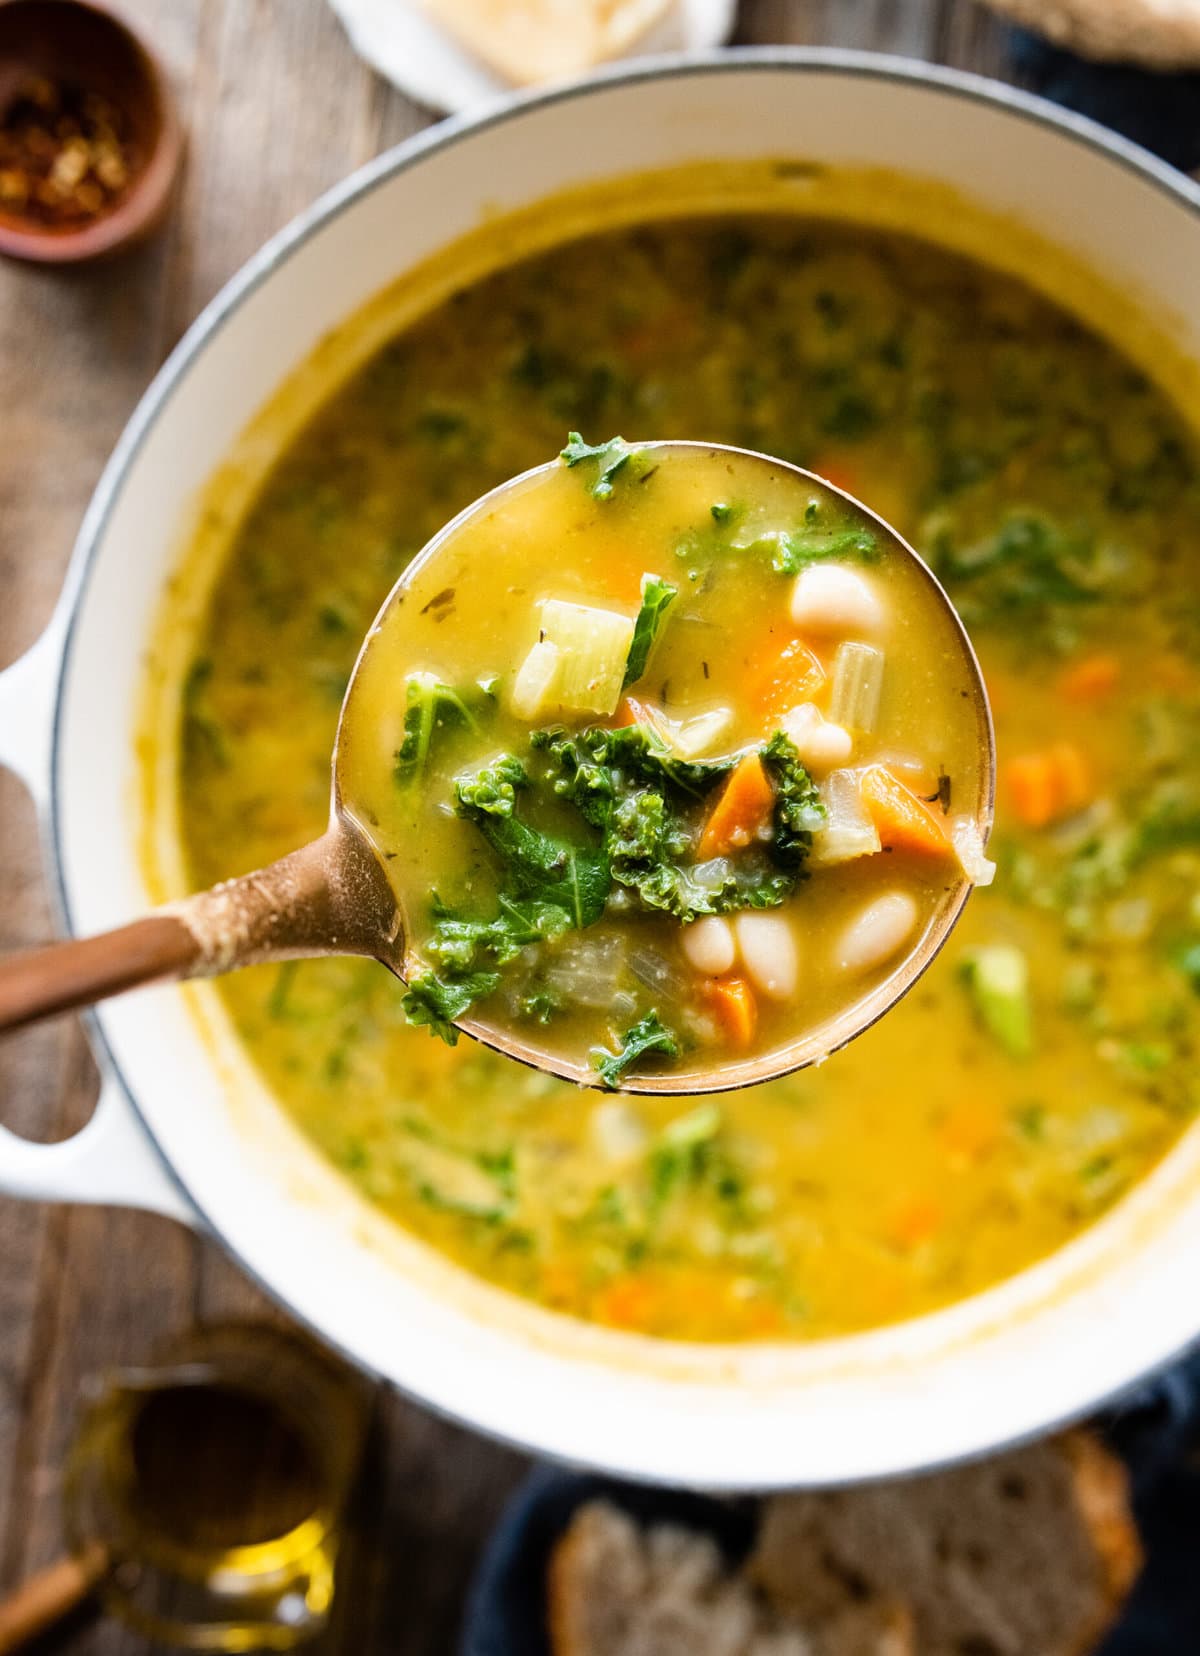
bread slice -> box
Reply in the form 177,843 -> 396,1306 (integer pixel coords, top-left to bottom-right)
980,0 -> 1200,69
750,1431 -> 1141,1656
419,0 -> 672,85
547,1500 -> 912,1656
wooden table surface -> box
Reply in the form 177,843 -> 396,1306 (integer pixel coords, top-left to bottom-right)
0,3 -> 1020,1649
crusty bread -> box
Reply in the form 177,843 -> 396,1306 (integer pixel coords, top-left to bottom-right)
750,1432 -> 1141,1656
419,0 -> 672,85
980,0 -> 1200,68
547,1500 -> 912,1656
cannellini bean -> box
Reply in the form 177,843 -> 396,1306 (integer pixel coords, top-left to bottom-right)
790,564 -> 884,635
734,912 -> 800,1000
681,915 -> 736,976
780,702 -> 853,772
835,891 -> 919,974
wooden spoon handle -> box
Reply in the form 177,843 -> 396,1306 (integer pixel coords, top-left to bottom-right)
0,1545 -> 107,1654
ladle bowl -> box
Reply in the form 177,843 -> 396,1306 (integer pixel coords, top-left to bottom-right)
0,442 -> 995,1093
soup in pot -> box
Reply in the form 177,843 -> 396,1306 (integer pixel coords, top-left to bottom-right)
168,214 -> 1200,1342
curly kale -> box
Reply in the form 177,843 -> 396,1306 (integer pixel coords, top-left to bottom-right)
593,1010 -> 680,1089
761,731 -> 826,863
402,970 -> 502,1045
532,724 -> 819,922
455,759 -> 611,927
404,726 -> 822,1046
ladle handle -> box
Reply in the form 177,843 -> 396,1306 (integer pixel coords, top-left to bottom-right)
0,826 -> 400,1034
0,914 -> 199,1032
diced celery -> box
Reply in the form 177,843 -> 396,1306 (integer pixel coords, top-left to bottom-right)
959,944 -> 1033,1059
828,642 -> 885,733
808,769 -> 881,866
540,598 -> 635,716
511,639 -> 561,720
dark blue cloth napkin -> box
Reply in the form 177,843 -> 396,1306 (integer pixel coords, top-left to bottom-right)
462,1350 -> 1200,1656
461,37 -> 1200,1656
1013,33 -> 1200,175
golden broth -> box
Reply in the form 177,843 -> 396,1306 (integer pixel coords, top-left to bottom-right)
170,214 -> 1200,1342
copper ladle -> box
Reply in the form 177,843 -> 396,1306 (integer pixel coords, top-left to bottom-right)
0,444 -> 995,1093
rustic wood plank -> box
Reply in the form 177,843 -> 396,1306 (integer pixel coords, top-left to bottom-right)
0,0 -> 211,1618
0,5 -> 1027,1651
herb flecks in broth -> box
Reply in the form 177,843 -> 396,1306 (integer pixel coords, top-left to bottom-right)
178,216 -> 1200,1342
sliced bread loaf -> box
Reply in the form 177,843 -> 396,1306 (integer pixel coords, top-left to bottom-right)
548,1500 -> 912,1656
749,1432 -> 1140,1656
419,0 -> 672,85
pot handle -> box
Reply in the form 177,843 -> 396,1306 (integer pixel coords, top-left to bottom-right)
0,629 -> 200,1227
0,1073 -> 199,1224
0,620 -> 65,807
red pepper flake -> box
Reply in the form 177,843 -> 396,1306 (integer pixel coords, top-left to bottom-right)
0,75 -> 138,230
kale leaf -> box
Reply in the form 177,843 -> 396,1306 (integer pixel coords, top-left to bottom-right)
424,894 -> 572,972
743,524 -> 880,576
761,731 -> 826,863
455,758 -> 611,927
402,969 -> 501,1044
593,1009 -> 680,1089
560,432 -> 638,500
533,723 -> 735,809
623,573 -> 678,688
394,672 -> 478,785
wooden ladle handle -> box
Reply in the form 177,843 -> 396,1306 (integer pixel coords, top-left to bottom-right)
0,825 -> 401,1035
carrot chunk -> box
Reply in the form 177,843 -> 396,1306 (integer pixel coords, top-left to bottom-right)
858,765 -> 952,857
1059,653 -> 1120,702
749,637 -> 826,728
697,753 -> 775,859
703,974 -> 758,1048
885,1194 -> 943,1251
1004,742 -> 1093,829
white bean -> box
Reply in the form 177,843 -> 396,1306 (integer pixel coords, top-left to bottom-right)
835,891 -> 919,974
681,915 -> 736,976
780,702 -> 854,772
734,912 -> 800,1001
790,564 -> 884,635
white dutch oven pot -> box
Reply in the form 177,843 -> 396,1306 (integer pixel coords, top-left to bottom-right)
3,52 -> 1200,1490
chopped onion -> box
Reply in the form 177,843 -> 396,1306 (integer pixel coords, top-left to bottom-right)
828,642 -> 885,733
628,945 -> 691,1004
809,769 -> 881,867
543,935 -> 627,1008
510,639 -> 561,720
950,816 -> 997,887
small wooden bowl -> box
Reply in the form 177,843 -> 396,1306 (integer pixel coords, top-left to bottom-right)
0,0 -> 181,264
